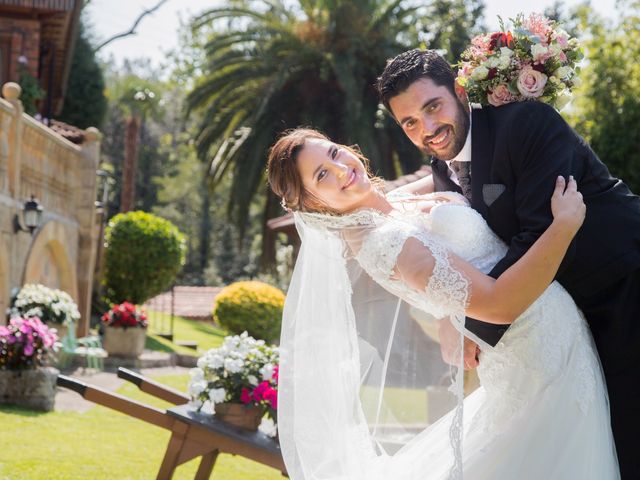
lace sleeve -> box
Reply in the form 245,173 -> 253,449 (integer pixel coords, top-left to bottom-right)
355,220 -> 470,319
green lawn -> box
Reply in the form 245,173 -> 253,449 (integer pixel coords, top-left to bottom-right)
144,311 -> 228,355
0,373 -> 284,480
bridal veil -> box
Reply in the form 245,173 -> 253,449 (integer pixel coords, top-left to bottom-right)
278,208 -> 495,480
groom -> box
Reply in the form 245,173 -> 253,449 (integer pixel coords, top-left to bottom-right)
377,49 -> 640,478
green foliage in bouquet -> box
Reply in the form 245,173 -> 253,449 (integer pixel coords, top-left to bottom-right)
212,281 -> 285,342
104,211 -> 186,304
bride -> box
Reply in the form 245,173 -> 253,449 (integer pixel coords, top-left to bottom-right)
267,128 -> 619,479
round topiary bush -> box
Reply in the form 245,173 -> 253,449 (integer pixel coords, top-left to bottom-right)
104,211 -> 186,304
212,281 -> 285,342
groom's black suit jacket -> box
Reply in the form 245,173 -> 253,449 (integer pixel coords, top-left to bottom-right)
431,102 -> 640,347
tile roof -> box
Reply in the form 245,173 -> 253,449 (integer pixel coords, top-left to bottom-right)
144,286 -> 223,320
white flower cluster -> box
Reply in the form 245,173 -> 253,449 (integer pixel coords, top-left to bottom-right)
9,284 -> 80,326
188,331 -> 279,412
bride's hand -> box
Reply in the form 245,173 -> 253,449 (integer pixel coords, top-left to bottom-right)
551,176 -> 585,234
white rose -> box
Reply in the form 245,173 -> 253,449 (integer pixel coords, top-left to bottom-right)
498,55 -> 511,70
248,375 -> 259,386
499,47 -> 513,57
471,65 -> 489,80
517,66 -> 548,98
554,66 -> 572,80
485,56 -> 500,68
530,44 -> 549,63
208,387 -> 226,404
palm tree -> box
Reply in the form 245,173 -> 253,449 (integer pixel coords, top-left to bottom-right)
187,0 -> 483,266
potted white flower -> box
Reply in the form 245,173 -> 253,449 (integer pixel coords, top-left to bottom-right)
189,332 -> 279,434
8,284 -> 81,342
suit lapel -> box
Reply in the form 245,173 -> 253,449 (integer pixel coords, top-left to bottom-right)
470,108 -> 493,218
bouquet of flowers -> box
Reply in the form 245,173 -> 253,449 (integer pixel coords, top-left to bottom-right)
101,302 -> 148,329
189,332 -> 279,436
9,284 -> 80,327
457,13 -> 583,110
0,317 -> 58,370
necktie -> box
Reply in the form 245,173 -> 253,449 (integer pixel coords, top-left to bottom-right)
450,160 -> 472,202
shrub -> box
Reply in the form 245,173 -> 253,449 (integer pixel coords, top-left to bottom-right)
104,211 -> 186,304
213,281 -> 285,342
9,284 -> 80,327
0,317 -> 58,370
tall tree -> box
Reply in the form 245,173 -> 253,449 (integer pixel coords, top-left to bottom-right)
567,1 -> 640,193
58,17 -> 108,129
187,0 -> 484,265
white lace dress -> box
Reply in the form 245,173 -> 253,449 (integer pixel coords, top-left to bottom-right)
354,201 -> 620,479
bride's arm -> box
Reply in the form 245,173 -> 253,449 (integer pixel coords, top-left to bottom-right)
396,176 -> 584,325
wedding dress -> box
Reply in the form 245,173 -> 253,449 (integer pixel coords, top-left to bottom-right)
278,193 -> 620,480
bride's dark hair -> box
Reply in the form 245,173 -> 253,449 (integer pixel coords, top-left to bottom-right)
267,128 -> 384,214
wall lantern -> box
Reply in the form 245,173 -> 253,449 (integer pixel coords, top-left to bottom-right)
13,195 -> 43,235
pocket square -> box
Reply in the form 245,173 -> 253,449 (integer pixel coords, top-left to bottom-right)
482,184 -> 506,207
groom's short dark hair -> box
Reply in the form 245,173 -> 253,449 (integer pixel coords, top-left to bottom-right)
377,49 -> 456,114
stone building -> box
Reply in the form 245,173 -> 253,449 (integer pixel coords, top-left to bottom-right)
0,0 -> 100,337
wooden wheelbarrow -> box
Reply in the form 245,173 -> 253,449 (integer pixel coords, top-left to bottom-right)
57,368 -> 286,480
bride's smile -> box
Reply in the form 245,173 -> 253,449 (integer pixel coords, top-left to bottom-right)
296,137 -> 380,213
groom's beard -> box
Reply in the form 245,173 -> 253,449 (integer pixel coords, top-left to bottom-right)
420,99 -> 470,161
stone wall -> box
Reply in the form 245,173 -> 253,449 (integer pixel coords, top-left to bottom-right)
0,81 -> 100,336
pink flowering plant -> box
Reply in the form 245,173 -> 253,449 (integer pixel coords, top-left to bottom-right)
189,332 -> 279,433
101,302 -> 148,329
457,13 -> 582,110
0,317 -> 58,370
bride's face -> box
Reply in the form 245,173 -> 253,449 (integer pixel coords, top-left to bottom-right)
297,138 -> 373,213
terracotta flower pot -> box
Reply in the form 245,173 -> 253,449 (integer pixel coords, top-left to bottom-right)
214,402 -> 265,431
103,325 -> 146,358
0,367 -> 58,411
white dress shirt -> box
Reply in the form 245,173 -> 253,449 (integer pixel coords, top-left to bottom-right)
445,112 -> 472,186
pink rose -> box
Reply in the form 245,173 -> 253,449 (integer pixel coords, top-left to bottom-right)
487,84 -> 515,106
517,66 -> 547,98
